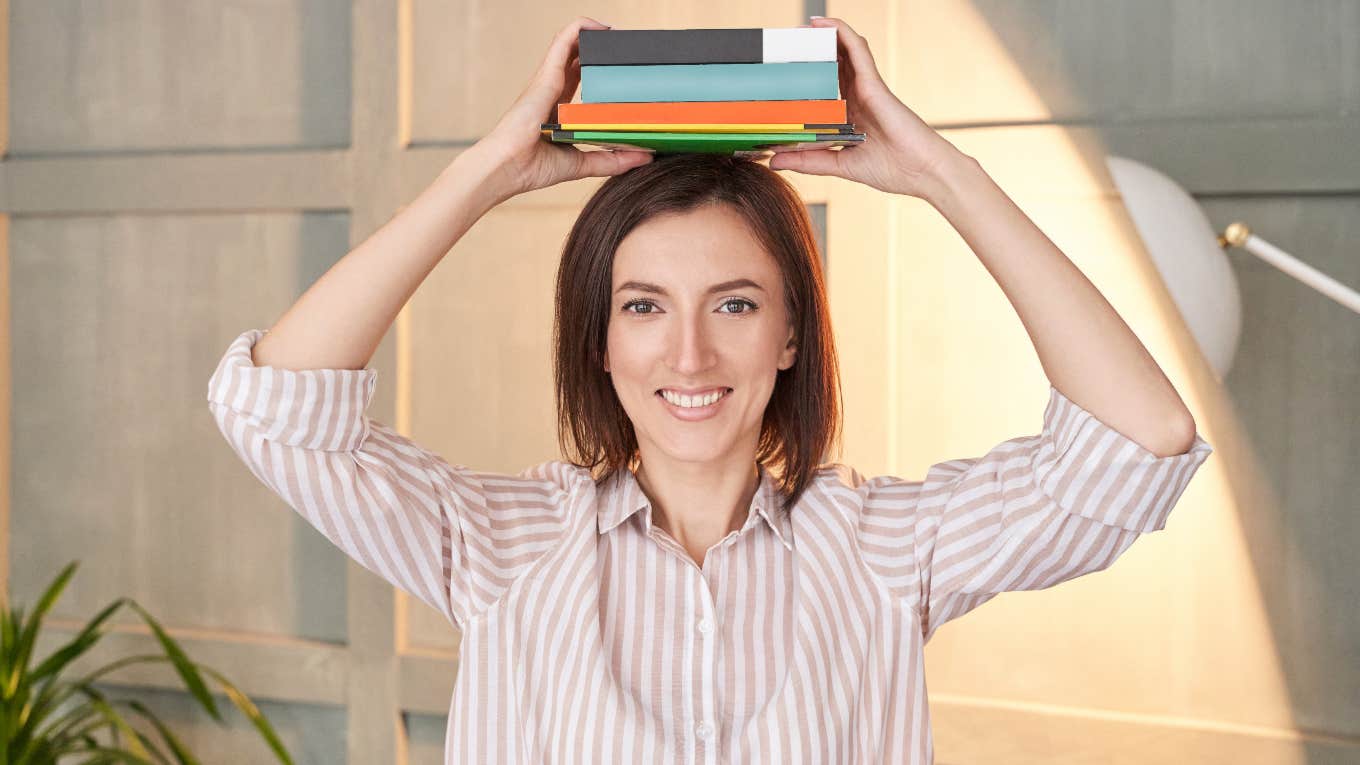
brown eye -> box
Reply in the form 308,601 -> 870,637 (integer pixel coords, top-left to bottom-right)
719,298 -> 758,314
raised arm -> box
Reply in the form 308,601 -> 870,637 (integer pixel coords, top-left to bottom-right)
852,384 -> 1213,644
249,147 -> 509,372
207,17 -> 653,629
251,15 -> 652,373
771,16 -> 1198,455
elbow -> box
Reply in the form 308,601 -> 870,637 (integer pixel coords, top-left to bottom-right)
1157,416 -> 1199,458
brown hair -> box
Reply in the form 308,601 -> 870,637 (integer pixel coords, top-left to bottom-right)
552,152 -> 843,513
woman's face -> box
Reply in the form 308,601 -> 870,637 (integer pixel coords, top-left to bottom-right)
604,203 -> 798,468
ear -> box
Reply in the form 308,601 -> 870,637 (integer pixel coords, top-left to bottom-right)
778,325 -> 797,370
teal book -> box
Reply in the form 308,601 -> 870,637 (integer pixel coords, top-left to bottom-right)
581,62 -> 838,104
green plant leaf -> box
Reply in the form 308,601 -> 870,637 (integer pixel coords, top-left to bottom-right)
5,603 -> 28,698
124,603 -> 219,722
128,726 -> 172,765
2,600 -> 17,680
11,562 -> 79,697
21,650 -> 161,758
121,699 -> 199,765
198,666 -> 294,765
73,746 -> 159,764
29,597 -> 127,683
79,686 -> 156,762
31,702 -> 105,759
31,653 -> 188,753
6,565 -> 294,765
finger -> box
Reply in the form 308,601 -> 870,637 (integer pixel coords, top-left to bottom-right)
810,17 -> 888,95
572,147 -> 655,180
557,54 -> 582,108
767,148 -> 843,176
522,18 -> 608,125
536,16 -> 608,83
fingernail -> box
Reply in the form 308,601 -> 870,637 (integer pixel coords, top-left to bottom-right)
810,15 -> 824,19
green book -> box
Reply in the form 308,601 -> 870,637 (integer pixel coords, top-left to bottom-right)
546,129 -> 865,156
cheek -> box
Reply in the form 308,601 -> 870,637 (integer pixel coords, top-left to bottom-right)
604,335 -> 652,384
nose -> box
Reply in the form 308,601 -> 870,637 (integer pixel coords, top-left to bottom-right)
667,311 -> 717,377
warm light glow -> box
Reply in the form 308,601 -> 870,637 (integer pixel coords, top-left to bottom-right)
819,0 -> 1302,760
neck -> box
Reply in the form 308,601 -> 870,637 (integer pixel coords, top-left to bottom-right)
633,455 -> 761,564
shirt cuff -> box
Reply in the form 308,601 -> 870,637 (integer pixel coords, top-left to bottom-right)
1031,384 -> 1214,533
205,328 -> 378,452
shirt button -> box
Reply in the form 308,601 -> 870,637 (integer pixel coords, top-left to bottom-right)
696,721 -> 714,740
696,618 -> 713,635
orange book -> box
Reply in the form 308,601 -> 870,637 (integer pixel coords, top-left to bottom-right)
556,99 -> 847,125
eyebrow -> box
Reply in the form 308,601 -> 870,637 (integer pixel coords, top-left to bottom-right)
614,278 -> 766,296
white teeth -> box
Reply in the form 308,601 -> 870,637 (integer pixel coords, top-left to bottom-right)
660,388 -> 728,408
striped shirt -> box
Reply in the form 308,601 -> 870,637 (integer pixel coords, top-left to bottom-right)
207,328 -> 1213,764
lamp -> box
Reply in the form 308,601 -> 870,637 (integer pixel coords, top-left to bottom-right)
1105,155 -> 1360,382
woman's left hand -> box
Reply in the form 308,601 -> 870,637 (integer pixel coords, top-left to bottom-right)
767,17 -> 965,202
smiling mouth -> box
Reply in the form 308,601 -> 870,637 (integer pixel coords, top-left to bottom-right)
655,387 -> 734,408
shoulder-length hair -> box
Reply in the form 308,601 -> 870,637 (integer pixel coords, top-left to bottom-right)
553,152 -> 843,513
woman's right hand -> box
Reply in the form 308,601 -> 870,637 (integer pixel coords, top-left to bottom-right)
474,16 -> 655,201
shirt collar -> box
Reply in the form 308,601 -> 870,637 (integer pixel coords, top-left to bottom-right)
596,462 -> 794,552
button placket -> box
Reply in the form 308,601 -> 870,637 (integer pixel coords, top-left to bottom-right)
692,574 -> 721,761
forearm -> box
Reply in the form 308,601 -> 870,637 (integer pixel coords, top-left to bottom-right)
251,147 -> 514,371
921,149 -> 1197,457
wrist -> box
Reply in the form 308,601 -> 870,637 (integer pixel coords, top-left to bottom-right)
440,142 -> 520,212
919,148 -> 981,212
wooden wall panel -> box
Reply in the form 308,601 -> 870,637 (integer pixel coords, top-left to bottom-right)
9,0 -> 351,156
10,212 -> 352,644
903,0 -> 1360,125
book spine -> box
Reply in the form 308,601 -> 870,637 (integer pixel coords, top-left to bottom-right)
556,100 -> 848,124
578,28 -> 835,65
581,62 -> 838,104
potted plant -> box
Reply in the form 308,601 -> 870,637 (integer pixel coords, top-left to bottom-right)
2,561 -> 294,763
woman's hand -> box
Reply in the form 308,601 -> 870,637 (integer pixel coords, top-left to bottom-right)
768,17 -> 967,201
474,16 -> 655,200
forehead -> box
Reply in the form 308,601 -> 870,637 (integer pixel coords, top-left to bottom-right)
612,204 -> 776,285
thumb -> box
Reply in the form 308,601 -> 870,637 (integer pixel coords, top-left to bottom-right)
768,148 -> 842,176
574,149 -> 655,179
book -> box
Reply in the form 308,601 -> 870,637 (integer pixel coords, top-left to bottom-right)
540,121 -> 855,133
544,25 -> 864,157
543,129 -> 864,156
556,99 -> 848,125
581,62 -> 839,103
578,27 -> 836,65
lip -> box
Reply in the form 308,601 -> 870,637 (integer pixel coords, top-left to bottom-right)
656,388 -> 732,422
657,386 -> 730,396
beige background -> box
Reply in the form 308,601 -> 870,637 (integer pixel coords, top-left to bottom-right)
2,1 -> 1356,763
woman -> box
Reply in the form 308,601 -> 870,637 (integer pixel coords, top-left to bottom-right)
206,16 -> 1213,764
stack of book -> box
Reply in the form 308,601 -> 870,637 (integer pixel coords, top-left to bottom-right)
540,27 -> 865,157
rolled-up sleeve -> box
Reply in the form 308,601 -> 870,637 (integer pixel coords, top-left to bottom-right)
205,329 -> 570,631
856,384 -> 1213,643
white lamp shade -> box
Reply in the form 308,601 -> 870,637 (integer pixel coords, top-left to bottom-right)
1106,155 -> 1242,380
